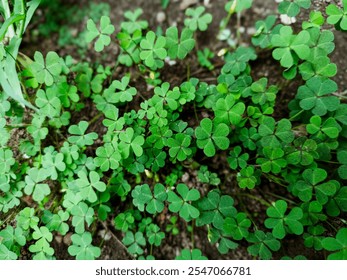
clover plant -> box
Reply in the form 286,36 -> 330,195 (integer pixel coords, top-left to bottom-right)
1,0 -> 347,261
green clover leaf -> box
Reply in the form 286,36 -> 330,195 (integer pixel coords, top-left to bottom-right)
257,147 -> 287,174
247,230 -> 281,260
213,95 -> 246,126
68,121 -> 98,147
294,168 -> 338,204
86,16 -> 115,52
35,89 -> 61,117
264,200 -> 303,239
68,232 -> 101,260
74,171 -> 106,203
167,183 -> 200,222
184,6 -> 212,32
30,51 -> 62,86
296,77 -> 339,116
140,31 -> 167,69
175,248 -> 208,260
119,127 -> 145,158
271,26 -> 310,68
71,202 -> 94,234
122,231 -> 146,255
223,212 -> 252,240
195,118 -> 230,157
326,1 -> 347,30
196,190 -> 236,229
278,0 -> 311,17
322,228 -> 347,260
24,168 -> 50,203
167,133 -> 193,162
165,27 -> 195,60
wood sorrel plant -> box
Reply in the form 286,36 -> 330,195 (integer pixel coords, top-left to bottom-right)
0,0 -> 347,260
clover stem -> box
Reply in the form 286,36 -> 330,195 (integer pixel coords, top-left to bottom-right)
263,192 -> 296,205
186,62 -> 191,80
288,110 -> 304,121
191,220 -> 195,249
150,244 -> 153,256
237,193 -> 272,207
89,112 -> 103,125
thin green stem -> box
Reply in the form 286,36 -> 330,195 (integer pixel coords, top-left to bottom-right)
89,112 -> 103,125
191,220 -> 195,249
289,110 -> 304,121
1,0 -> 15,39
237,192 -> 272,207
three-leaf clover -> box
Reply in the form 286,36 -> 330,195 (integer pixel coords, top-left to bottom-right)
28,226 -> 54,260
247,230 -> 281,260
140,31 -> 167,69
264,200 -> 303,239
24,168 -> 50,202
223,212 -> 252,240
165,27 -> 195,59
132,183 -> 168,214
271,26 -> 310,68
167,133 -> 193,162
326,1 -> 347,30
184,6 -> 212,32
294,168 -> 337,204
74,171 -> 106,203
256,147 -> 287,174
195,118 -> 230,157
68,121 -> 98,147
68,232 -> 101,260
167,183 -> 200,222
86,16 -> 115,52
71,202 -> 94,234
296,77 -> 339,116
322,228 -> 347,260
119,127 -> 145,158
30,51 -> 62,86
196,190 -> 236,229
35,89 -> 61,117
122,231 -> 146,255
213,95 -> 246,126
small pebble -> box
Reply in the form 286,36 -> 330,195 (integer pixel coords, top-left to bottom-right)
156,12 -> 166,23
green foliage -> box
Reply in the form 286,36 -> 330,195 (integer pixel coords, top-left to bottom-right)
326,1 -> 347,31
264,200 -> 303,239
140,31 -> 167,70
30,51 -> 62,86
86,16 -> 115,52
167,183 -> 200,222
195,118 -> 230,157
184,7 -> 212,32
132,183 -> 167,214
165,27 -> 195,60
271,26 -> 310,68
196,190 -> 236,229
175,248 -> 208,260
322,228 -> 347,260
122,231 -> 146,255
68,232 -> 101,260
247,231 -> 281,260
1,0 -> 347,261
278,0 -> 311,17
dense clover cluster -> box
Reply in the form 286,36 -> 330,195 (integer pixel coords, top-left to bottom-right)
1,0 -> 347,260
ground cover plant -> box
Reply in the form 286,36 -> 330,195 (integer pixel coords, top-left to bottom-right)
0,0 -> 347,260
